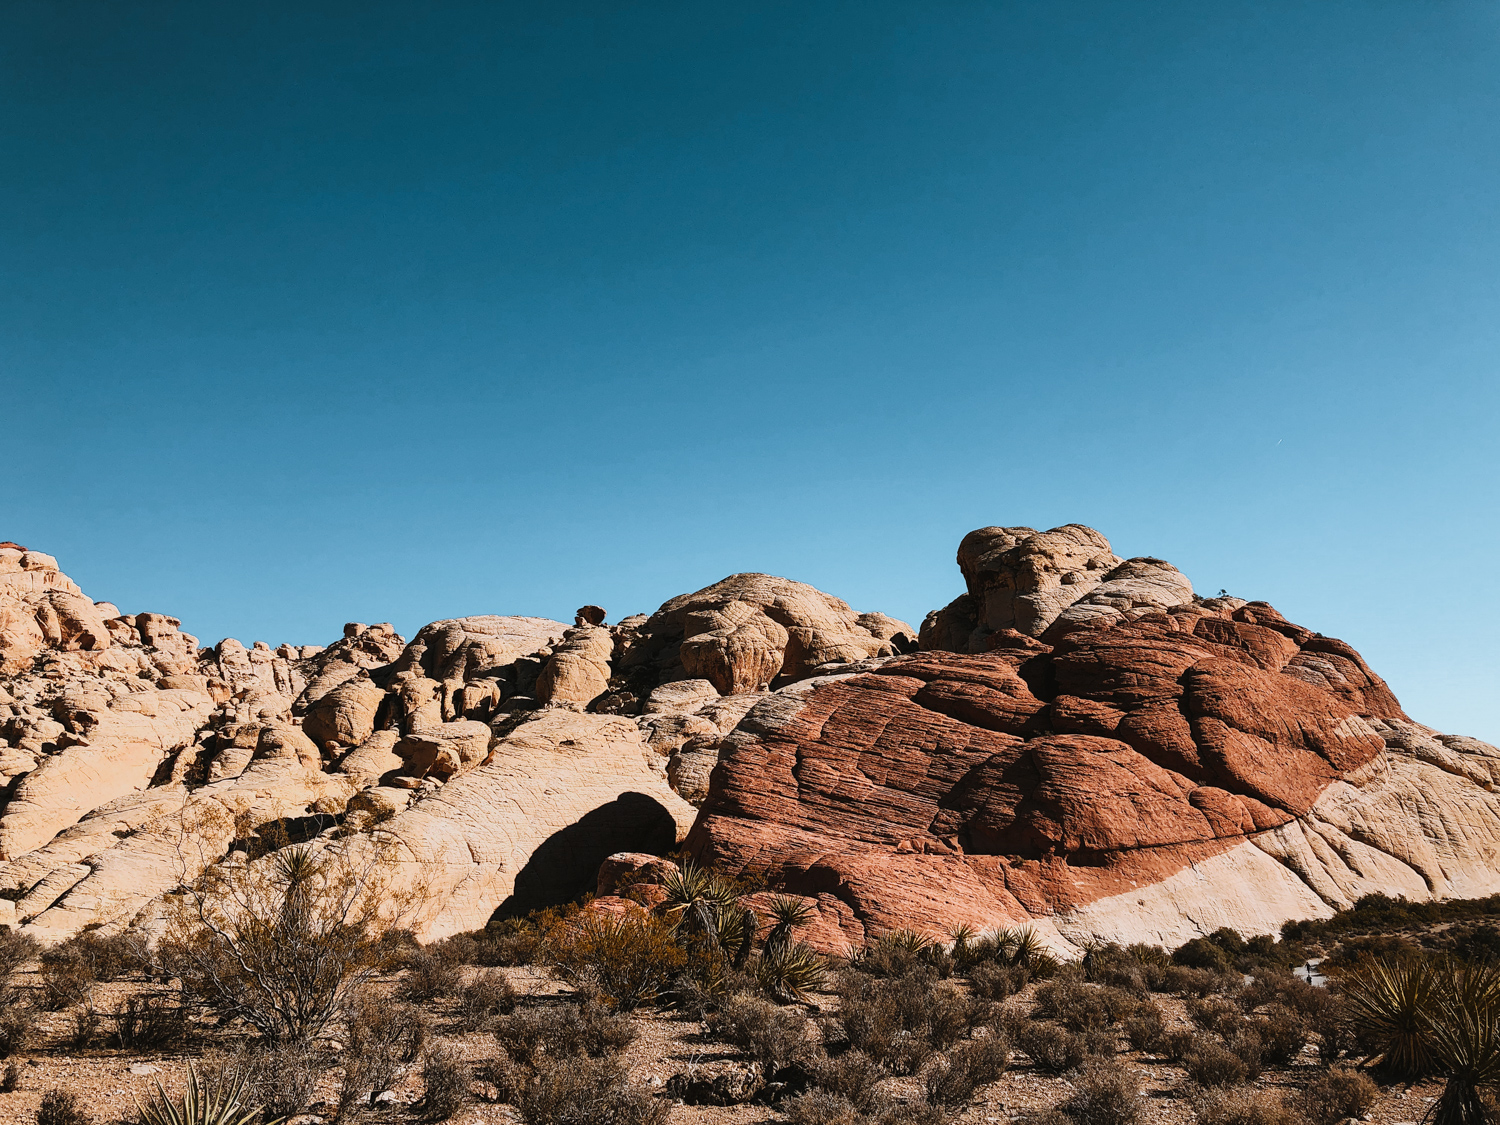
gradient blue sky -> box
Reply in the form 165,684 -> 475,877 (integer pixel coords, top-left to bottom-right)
4,2 -> 1498,739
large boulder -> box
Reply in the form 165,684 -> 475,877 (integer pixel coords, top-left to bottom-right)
687,525 -> 1500,952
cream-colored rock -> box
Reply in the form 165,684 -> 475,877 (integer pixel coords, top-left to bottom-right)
642,679 -> 719,715
1048,557 -> 1196,634
302,674 -> 386,749
336,730 -> 404,788
393,720 -> 494,779
0,693 -> 212,859
535,625 -> 613,706
387,616 -> 566,685
0,549 -> 112,672
643,574 -> 914,695
328,710 -> 698,940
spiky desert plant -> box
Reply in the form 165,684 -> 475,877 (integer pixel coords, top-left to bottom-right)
1422,960 -> 1500,1125
948,923 -> 979,968
659,861 -> 755,968
763,896 -> 815,959
1339,954 -> 1442,1078
135,1064 -> 279,1125
756,940 -> 827,1003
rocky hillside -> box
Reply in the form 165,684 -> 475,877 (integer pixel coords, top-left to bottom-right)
0,528 -> 1496,953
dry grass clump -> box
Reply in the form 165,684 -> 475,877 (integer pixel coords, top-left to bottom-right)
1057,1058 -> 1142,1125
455,968 -> 519,1031
1296,1065 -> 1380,1125
810,1049 -> 888,1113
494,1001 -> 637,1064
420,1041 -> 471,1120
706,992 -> 816,1073
112,992 -> 185,1049
36,1089 -> 93,1125
1190,1086 -> 1300,1125
922,1034 -> 1010,1106
515,1056 -> 669,1125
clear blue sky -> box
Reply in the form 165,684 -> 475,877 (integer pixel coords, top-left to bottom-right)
4,2 -> 1497,740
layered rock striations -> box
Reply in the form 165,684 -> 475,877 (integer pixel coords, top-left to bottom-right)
687,526 -> 1500,952
3,529 -> 1497,954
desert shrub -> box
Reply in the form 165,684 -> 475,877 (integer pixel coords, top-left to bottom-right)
835,972 -> 974,1073
1123,1002 -> 1165,1053
1059,1058 -> 1141,1125
0,930 -> 39,978
708,992 -> 814,1072
969,961 -> 1028,1001
421,1041 -> 471,1120
1174,936 -> 1232,973
517,1055 -> 669,1125
235,1040 -> 327,1120
1191,1086 -> 1299,1125
1188,997 -> 1248,1037
162,837 -> 420,1042
495,1001 -> 637,1064
0,1003 -> 32,1058
547,911 -> 687,1010
40,931 -> 138,1009
340,993 -> 429,1113
785,1090 -> 864,1125
1161,1027 -> 1196,1061
1182,1036 -> 1252,1087
1034,980 -> 1112,1032
857,929 -> 937,979
1017,1021 -> 1087,1073
875,1105 -> 950,1125
1302,990 -> 1355,1063
1297,1066 -> 1380,1125
0,1061 -> 16,1092
36,1090 -> 92,1125
113,993 -> 185,1050
1160,965 -> 1230,997
1253,1004 -> 1307,1065
400,948 -> 463,1001
66,1003 -> 99,1049
456,968 -> 519,1031
811,1049 -> 888,1113
922,1035 -> 1009,1107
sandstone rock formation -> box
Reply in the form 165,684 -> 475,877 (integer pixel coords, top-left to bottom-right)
0,547 -> 905,943
687,525 -> 1500,952
3,528 -> 1496,957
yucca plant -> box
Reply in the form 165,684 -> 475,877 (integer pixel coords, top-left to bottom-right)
763,896 -> 815,959
948,923 -> 979,969
756,941 -> 827,1003
1422,960 -> 1500,1125
135,1064 -> 279,1125
1340,954 -> 1442,1079
660,861 -> 756,968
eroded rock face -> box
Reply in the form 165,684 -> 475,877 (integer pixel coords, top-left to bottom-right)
687,525 -> 1500,952
0,548 -> 908,942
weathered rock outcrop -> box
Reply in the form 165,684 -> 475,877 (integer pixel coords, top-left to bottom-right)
4,527 -> 1496,957
687,525 -> 1500,952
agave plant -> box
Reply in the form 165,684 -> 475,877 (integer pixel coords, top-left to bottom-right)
136,1064 -> 277,1125
660,860 -> 755,968
1421,960 -> 1500,1125
1340,954 -> 1443,1079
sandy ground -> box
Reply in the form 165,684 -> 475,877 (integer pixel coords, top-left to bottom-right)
0,966 -> 1447,1125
